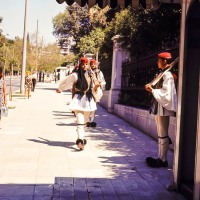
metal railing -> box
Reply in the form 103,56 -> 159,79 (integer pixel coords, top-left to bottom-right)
120,47 -> 179,109
99,58 -> 112,90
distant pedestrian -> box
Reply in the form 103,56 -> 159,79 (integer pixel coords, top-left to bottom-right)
31,70 -> 37,92
25,71 -> 32,98
87,59 -> 106,127
56,57 -> 102,150
144,52 -> 178,168
0,67 -> 7,121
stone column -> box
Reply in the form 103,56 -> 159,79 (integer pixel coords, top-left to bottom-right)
108,35 -> 130,113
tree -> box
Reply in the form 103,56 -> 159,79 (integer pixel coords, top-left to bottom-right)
129,4 -> 181,56
37,44 -> 74,73
100,5 -> 181,59
77,28 -> 105,56
53,4 -> 90,53
52,3 -> 181,61
0,17 -> 6,67
100,7 -> 135,59
52,4 -> 113,55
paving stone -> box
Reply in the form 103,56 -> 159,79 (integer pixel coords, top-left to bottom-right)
33,196 -> 52,200
0,184 -> 35,196
34,185 -> 53,196
0,197 -> 33,200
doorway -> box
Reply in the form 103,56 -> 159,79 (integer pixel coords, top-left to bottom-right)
178,1 -> 200,199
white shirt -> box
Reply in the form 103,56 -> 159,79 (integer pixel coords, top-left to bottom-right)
58,72 -> 103,111
152,71 -> 177,112
92,69 -> 106,90
32,72 -> 37,80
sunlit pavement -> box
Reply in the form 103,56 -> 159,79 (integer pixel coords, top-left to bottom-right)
0,82 -> 186,200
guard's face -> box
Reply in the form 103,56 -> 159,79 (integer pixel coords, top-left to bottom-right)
90,63 -> 96,69
82,62 -> 89,71
157,58 -> 166,69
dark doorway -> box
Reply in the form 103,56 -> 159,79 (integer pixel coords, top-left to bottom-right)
179,1 -> 200,199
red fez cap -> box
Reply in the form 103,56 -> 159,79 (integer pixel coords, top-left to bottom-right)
80,57 -> 88,63
90,59 -> 96,64
158,52 -> 172,59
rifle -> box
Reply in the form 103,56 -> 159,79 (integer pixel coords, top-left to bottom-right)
147,57 -> 179,87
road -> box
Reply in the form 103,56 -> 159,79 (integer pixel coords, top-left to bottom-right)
5,75 -> 21,95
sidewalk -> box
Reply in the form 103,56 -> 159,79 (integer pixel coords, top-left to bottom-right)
0,82 -> 186,200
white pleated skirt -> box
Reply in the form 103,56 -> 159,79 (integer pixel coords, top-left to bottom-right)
68,94 -> 97,112
155,103 -> 176,117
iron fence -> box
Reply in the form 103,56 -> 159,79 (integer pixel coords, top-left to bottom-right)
120,47 -> 179,109
99,57 -> 112,90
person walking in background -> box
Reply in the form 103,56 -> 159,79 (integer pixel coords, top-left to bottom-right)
31,70 -> 37,92
0,67 -> 7,121
86,59 -> 106,127
56,57 -> 102,150
25,71 -> 32,98
144,52 -> 177,168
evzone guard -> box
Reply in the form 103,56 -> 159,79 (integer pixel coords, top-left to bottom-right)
56,57 -> 102,150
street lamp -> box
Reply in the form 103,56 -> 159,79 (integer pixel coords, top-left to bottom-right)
20,0 -> 29,94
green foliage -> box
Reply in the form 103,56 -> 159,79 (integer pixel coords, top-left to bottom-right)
53,4 -> 113,55
100,7 -> 135,59
77,28 -> 105,56
37,44 -> 73,73
129,4 -> 181,56
89,5 -> 109,28
100,5 -> 181,59
53,4 -> 91,53
0,34 -> 69,73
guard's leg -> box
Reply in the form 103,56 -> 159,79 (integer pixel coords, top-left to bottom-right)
146,116 -> 160,165
86,112 -> 92,127
157,116 -> 170,162
90,110 -> 96,127
146,116 -> 170,167
75,111 -> 86,150
90,110 -> 95,122
84,111 -> 91,126
155,116 -> 161,158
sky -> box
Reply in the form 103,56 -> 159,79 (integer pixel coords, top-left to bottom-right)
0,0 -> 66,44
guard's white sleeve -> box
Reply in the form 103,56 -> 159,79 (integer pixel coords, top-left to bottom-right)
58,73 -> 77,92
152,72 -> 177,111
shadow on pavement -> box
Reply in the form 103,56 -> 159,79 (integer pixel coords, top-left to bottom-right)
27,137 -> 74,148
56,122 -> 77,126
36,87 -> 57,91
52,110 -> 74,118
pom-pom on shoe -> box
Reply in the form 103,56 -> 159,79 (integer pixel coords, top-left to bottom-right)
90,122 -> 96,127
75,139 -> 87,151
83,139 -> 87,145
76,139 -> 84,150
146,157 -> 158,164
86,122 -> 91,127
146,157 -> 168,168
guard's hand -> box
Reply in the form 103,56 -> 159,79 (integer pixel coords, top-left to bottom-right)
94,81 -> 101,92
144,84 -> 153,93
56,89 -> 61,93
